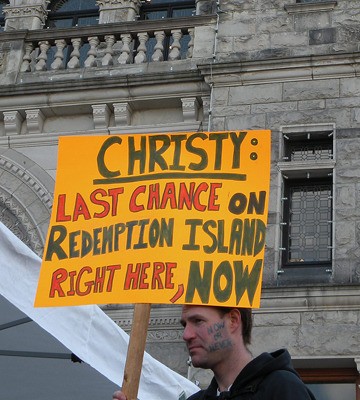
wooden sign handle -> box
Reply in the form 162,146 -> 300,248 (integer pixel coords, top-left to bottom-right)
122,303 -> 151,400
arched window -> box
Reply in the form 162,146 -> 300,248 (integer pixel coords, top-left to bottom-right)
46,0 -> 99,28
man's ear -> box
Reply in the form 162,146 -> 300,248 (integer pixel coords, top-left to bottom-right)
227,308 -> 241,332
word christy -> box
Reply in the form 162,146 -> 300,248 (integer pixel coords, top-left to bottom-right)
95,131 -> 247,183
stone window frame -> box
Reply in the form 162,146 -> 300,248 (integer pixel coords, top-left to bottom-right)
298,367 -> 360,400
0,0 -> 6,31
276,123 -> 336,284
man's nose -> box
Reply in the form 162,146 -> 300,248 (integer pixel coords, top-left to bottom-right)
182,324 -> 194,342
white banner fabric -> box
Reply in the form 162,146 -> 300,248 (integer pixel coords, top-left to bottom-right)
0,221 -> 199,400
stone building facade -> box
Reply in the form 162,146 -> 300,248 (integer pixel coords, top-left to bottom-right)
0,0 -> 360,398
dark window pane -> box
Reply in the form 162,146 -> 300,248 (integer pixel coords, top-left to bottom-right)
285,139 -> 333,161
283,131 -> 333,162
307,383 -> 356,400
180,33 -> 191,59
48,18 -> 74,28
77,16 -> 99,26
143,10 -> 168,20
79,43 -> 90,66
52,0 -> 98,12
47,0 -> 99,27
282,180 -> 332,266
141,0 -> 195,20
172,7 -> 196,17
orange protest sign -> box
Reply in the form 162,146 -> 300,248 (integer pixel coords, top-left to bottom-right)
35,130 -> 271,308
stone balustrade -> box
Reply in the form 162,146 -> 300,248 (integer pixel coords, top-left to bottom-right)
0,15 -> 216,136
17,16 -> 215,73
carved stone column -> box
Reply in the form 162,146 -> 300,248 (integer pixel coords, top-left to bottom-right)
3,0 -> 50,31
195,0 -> 216,15
96,0 -> 142,23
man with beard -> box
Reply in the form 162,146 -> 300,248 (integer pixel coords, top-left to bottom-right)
113,305 -> 316,400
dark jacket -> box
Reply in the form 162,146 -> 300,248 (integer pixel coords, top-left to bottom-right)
187,349 -> 316,400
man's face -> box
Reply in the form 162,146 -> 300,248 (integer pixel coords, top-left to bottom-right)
180,305 -> 233,369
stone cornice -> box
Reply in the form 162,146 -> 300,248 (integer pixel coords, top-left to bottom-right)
0,122 -> 206,148
104,304 -> 185,342
284,1 -> 337,14
198,52 -> 360,86
258,284 -> 360,313
0,68 -> 207,109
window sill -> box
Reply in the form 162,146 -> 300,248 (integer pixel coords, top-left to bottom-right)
284,1 -> 337,14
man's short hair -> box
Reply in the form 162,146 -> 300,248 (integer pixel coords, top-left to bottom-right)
217,307 -> 253,346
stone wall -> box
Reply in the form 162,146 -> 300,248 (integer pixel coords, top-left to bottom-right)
0,0 -> 360,392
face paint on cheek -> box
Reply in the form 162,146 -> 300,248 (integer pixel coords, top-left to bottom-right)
208,338 -> 233,352
207,321 -> 225,336
206,320 -> 233,352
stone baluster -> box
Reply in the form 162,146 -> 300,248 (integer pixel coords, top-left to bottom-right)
101,35 -> 115,66
168,29 -> 182,61
67,38 -> 82,69
35,41 -> 50,71
118,34 -> 133,64
187,28 -> 195,59
20,42 -> 34,72
151,31 -> 165,62
51,39 -> 66,70
84,36 -> 99,68
195,0 -> 215,15
134,32 -> 149,64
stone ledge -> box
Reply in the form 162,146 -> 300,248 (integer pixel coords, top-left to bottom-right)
284,1 -> 337,14
259,284 -> 360,312
198,52 -> 360,86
